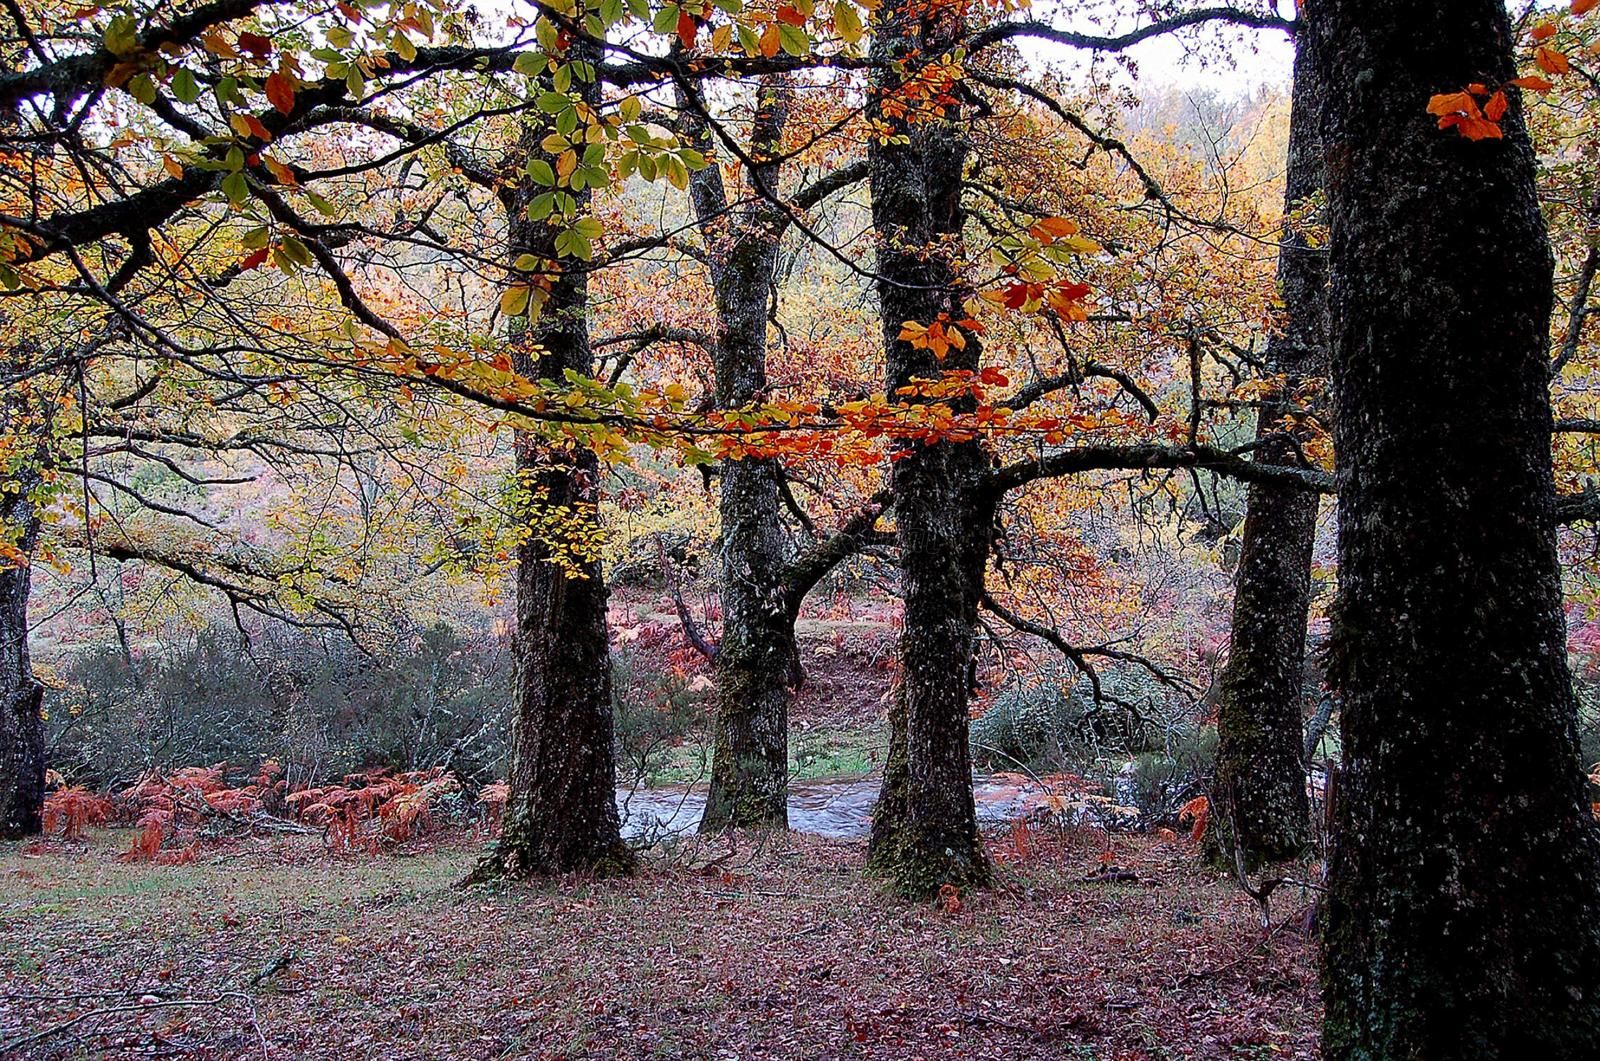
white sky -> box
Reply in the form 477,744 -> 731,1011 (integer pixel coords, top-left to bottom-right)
1017,0 -> 1297,99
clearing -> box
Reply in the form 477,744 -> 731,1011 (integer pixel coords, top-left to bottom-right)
1,828 -> 1319,1059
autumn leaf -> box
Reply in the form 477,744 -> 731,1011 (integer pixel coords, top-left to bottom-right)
1537,46 -> 1571,76
236,31 -> 273,59
1427,92 -> 1481,119
1511,75 -> 1555,93
1574,0 -> 1598,16
265,72 -> 295,116
1484,90 -> 1508,122
239,247 -> 270,271
676,10 -> 697,49
263,156 -> 298,186
1532,22 -> 1557,43
162,155 -> 183,180
759,22 -> 781,58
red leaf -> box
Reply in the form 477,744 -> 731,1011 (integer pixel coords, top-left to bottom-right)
240,247 -> 270,270
265,72 -> 295,116
676,10 -> 697,49
237,31 -> 273,59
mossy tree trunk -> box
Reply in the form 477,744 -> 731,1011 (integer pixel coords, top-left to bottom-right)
472,64 -> 631,880
0,374 -> 44,839
864,1 -> 990,897
1210,37 -> 1327,869
681,77 -> 797,830
1304,1 -> 1600,1053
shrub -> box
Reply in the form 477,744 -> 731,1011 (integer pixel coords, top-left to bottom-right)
43,620 -> 511,788
611,643 -> 710,783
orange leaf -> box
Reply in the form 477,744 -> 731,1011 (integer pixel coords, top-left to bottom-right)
265,72 -> 295,116
1532,21 -> 1557,42
777,4 -> 806,26
1537,45 -> 1571,75
1574,0 -> 1598,16
241,114 -> 273,142
162,155 -> 183,180
1511,75 -> 1555,92
759,22 -> 781,58
263,156 -> 297,186
1426,91 -> 1480,119
1484,90 -> 1508,122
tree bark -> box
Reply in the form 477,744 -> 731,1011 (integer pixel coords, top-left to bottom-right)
680,76 -> 798,830
0,375 -> 45,838
864,2 -> 990,896
1210,36 -> 1327,868
1304,2 -> 1600,1054
471,66 -> 631,880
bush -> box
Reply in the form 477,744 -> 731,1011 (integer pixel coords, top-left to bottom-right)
1109,724 -> 1217,826
44,620 -> 511,788
610,644 -> 709,784
969,662 -> 1178,772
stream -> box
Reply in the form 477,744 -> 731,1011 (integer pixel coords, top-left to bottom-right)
617,774 -> 1057,840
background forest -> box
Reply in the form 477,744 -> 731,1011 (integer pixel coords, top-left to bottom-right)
4,0 -> 1600,1057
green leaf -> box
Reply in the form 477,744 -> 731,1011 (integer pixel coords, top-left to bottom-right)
171,68 -> 201,105
834,1 -> 863,44
527,159 -> 556,186
221,171 -> 249,206
103,14 -> 139,58
127,73 -> 157,105
778,24 -> 809,56
513,52 -> 547,76
280,235 -> 314,267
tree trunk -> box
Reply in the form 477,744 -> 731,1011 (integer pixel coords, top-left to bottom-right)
471,72 -> 632,880
0,390 -> 45,838
1304,1 -> 1600,1054
1210,37 -> 1327,868
864,3 -> 991,896
682,77 -> 797,830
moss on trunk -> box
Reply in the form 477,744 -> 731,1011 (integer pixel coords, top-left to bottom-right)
1306,1 -> 1600,1052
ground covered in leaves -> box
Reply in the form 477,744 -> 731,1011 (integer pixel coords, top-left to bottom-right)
1,828 -> 1319,1059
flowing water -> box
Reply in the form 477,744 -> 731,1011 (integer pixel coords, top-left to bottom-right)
617,774 -> 1049,840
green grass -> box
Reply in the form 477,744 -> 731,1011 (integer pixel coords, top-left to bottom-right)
624,721 -> 888,789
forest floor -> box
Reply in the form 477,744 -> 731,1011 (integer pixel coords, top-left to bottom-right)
0,826 -> 1320,1060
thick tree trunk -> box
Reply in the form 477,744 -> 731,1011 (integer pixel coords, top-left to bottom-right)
683,78 -> 797,830
1210,39 -> 1327,868
864,3 -> 990,896
0,420 -> 44,838
472,74 -> 631,880
1305,2 -> 1600,1054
